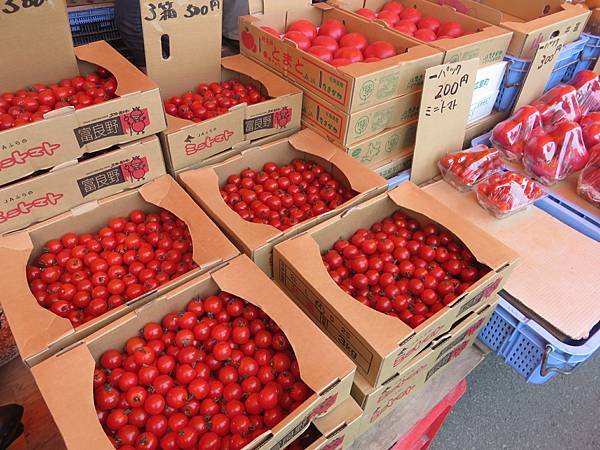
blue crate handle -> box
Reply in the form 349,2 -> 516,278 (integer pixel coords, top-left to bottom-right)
540,344 -> 577,376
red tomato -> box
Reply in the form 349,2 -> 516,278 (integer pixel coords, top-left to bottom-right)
438,21 -> 464,38
286,19 -> 318,40
364,41 -> 397,59
414,28 -> 437,42
417,16 -> 441,32
334,47 -> 364,63
307,46 -> 334,62
377,10 -> 400,27
283,31 -> 311,51
399,7 -> 421,23
339,32 -> 369,51
356,8 -> 377,20
312,35 -> 339,52
318,19 -> 347,40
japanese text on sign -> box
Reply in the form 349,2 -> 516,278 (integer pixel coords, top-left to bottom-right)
144,0 -> 220,21
1,0 -> 45,15
536,38 -> 564,70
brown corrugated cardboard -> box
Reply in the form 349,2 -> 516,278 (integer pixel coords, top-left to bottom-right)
31,256 -> 355,450
0,175 -> 239,366
337,0 -> 512,66
549,173 -> 599,221
352,301 -> 495,434
463,110 -> 509,148
273,182 -> 518,387
139,1 -> 302,171
178,129 -> 387,275
301,88 -> 421,147
370,149 -> 413,179
424,180 -> 600,340
0,1 -> 166,187
0,136 -> 166,235
432,0 -> 591,59
240,3 -> 443,114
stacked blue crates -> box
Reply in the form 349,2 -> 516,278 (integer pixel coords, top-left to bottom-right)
69,6 -> 119,46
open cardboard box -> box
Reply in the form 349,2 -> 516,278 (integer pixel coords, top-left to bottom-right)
0,136 -> 166,236
304,120 -> 417,168
352,299 -> 495,434
463,110 -> 509,148
431,0 -> 591,59
300,86 -> 421,147
178,129 -> 387,275
0,3 -> 166,187
138,1 -> 302,173
31,255 -> 356,450
240,2 -> 443,114
0,175 -> 239,367
289,397 -> 363,450
273,181 -> 518,387
337,0 -> 512,66
371,148 -> 413,179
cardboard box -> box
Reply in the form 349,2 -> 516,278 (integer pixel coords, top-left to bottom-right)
0,136 -> 166,235
0,175 -> 239,366
338,0 -> 513,66
290,397 -> 363,450
352,301 -> 495,433
31,255 -> 356,450
371,149 -> 413,179
240,3 -> 443,114
431,0 -> 591,59
301,88 -> 421,147
179,129 -> 387,275
273,182 -> 518,387
138,1 -> 302,172
468,89 -> 498,124
463,110 -> 509,148
0,2 -> 166,187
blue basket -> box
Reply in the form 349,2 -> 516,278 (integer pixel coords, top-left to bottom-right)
68,7 -> 119,46
387,169 -> 410,189
494,36 -> 588,112
479,296 -> 600,383
564,32 -> 600,81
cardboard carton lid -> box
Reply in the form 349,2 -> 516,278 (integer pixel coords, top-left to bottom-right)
0,0 -> 78,91
424,180 -> 600,339
140,0 -> 222,98
480,0 -> 564,21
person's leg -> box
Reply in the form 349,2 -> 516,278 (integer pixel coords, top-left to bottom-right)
114,0 -> 146,69
223,0 -> 249,52
0,404 -> 24,450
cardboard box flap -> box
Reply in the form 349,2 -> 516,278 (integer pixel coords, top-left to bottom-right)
221,54 -> 301,98
32,345 -> 110,450
249,0 -> 311,15
279,234 -> 412,355
436,0 -> 505,24
389,182 -> 518,270
0,232 -> 72,362
492,3 -> 590,32
178,168 -> 280,252
212,256 -> 355,392
74,41 -> 157,94
289,130 -> 387,193
312,397 -> 362,436
140,0 -> 222,98
480,0 -> 564,21
139,175 -> 238,269
0,0 -> 77,91
425,181 -> 600,340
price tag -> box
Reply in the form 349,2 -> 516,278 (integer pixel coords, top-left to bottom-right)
411,59 -> 478,186
513,36 -> 564,111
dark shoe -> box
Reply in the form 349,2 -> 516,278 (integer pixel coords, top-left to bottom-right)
0,405 -> 24,450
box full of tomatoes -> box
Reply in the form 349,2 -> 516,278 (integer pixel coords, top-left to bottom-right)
273,181 -> 518,387
31,255 -> 356,450
0,2 -> 166,187
239,2 -> 443,114
0,136 -> 166,236
335,0 -> 512,66
286,397 -> 363,450
352,301 -> 495,433
138,1 -> 302,173
0,175 -> 239,367
178,129 -> 387,276
428,0 -> 591,59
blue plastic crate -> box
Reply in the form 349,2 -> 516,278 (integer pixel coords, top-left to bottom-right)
564,32 -> 600,81
387,169 -> 410,189
479,296 -> 600,383
470,131 -> 492,148
494,36 -> 588,112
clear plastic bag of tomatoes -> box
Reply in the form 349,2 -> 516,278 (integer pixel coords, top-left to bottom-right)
580,111 -> 600,149
568,70 -> 600,115
522,121 -> 590,185
577,144 -> 600,207
531,84 -> 582,129
490,105 -> 542,161
475,171 -> 547,218
438,144 -> 502,191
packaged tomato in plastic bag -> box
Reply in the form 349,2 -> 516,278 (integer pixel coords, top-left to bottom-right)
523,121 -> 589,185
580,111 -> 600,149
531,84 -> 582,128
577,144 -> 600,207
438,145 -> 502,191
476,171 -> 547,218
490,105 -> 542,161
568,70 -> 600,115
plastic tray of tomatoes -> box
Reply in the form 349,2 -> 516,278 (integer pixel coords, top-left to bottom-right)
438,145 -> 502,192
577,144 -> 600,208
475,171 -> 547,219
569,69 -> 600,116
